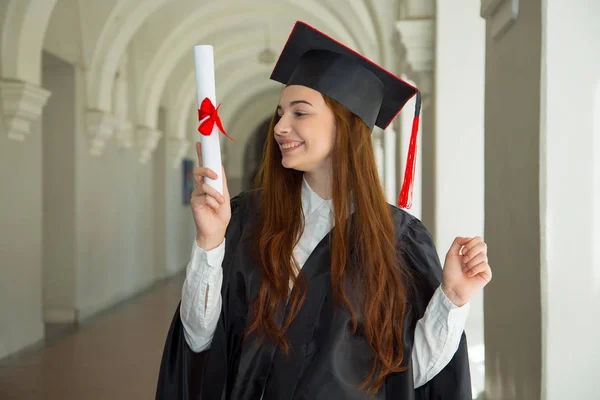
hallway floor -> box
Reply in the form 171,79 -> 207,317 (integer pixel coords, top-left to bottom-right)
0,275 -> 183,400
1,273 -> 484,399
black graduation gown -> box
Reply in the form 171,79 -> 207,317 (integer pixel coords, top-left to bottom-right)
155,190 -> 471,400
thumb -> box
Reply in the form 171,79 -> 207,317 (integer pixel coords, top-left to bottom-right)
447,236 -> 471,256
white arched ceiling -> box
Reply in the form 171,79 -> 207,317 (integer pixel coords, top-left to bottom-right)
86,0 -> 169,110
361,0 -> 388,68
134,0 -> 369,129
323,0 -> 380,61
0,0 -> 57,84
223,83 -> 282,139
138,25 -> 288,128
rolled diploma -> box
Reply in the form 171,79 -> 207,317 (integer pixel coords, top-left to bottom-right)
193,45 -> 223,195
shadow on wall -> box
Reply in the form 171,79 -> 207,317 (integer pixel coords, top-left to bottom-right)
242,117 -> 271,191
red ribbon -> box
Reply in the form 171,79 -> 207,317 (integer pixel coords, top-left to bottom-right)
197,97 -> 233,140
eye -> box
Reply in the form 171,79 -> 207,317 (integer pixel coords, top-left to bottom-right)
294,112 -> 306,117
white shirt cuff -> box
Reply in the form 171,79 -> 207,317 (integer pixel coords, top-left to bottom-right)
435,285 -> 470,330
191,238 -> 226,269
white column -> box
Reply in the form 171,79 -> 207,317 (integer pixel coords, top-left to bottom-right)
372,127 -> 385,185
542,1 -> 600,398
436,1 -> 486,397
481,0 -> 542,398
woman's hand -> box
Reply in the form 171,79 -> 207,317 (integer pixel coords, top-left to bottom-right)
190,141 -> 231,251
441,236 -> 492,307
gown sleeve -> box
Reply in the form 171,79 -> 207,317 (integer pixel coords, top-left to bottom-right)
155,191 -> 250,400
397,216 -> 472,400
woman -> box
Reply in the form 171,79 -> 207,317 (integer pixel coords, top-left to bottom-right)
156,21 -> 491,400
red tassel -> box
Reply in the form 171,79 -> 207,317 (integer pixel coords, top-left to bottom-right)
398,92 -> 421,209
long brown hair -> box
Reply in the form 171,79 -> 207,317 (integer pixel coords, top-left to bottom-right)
248,94 -> 409,395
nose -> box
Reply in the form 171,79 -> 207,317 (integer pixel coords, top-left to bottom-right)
274,116 -> 290,136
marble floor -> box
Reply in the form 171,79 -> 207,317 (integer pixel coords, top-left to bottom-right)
0,275 -> 183,400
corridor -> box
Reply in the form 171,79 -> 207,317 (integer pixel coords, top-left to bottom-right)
0,275 -> 183,399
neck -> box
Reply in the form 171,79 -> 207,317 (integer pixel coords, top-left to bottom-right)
303,166 -> 333,200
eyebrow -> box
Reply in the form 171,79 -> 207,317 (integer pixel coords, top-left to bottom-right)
276,100 -> 313,111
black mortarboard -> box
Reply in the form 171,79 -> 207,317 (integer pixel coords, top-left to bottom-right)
270,21 -> 422,209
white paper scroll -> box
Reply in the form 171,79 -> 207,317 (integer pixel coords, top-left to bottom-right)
193,45 -> 223,195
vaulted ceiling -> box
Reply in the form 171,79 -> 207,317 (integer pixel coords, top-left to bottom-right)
1,0 -> 421,161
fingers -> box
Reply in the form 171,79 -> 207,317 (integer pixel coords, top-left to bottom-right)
464,262 -> 492,281
201,182 -> 225,204
193,166 -> 219,191
464,252 -> 487,270
202,193 -> 222,213
462,236 -> 485,254
462,240 -> 487,263
192,191 -> 222,213
447,236 -> 471,257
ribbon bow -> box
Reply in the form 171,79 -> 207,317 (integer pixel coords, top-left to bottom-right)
197,97 -> 233,140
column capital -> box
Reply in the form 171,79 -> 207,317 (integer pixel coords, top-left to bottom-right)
395,19 -> 434,72
395,19 -> 434,96
137,125 -> 162,164
86,110 -> 117,156
401,0 -> 435,19
1,80 -> 51,141
481,0 -> 520,39
116,119 -> 134,149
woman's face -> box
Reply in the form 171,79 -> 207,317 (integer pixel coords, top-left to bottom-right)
274,85 -> 336,173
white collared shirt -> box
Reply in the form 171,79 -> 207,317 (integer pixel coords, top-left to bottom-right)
181,178 -> 470,388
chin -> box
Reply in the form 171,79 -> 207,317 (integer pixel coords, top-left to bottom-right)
281,158 -> 308,172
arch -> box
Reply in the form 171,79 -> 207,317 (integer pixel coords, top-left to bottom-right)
0,0 -> 58,84
141,28 -> 282,128
363,0 -> 389,68
86,0 -> 169,110
137,0 -> 364,129
219,69 -> 278,124
92,0 -> 363,117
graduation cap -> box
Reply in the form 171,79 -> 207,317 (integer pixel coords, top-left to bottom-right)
270,21 -> 422,209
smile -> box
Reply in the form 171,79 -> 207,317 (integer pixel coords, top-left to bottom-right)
280,142 -> 304,152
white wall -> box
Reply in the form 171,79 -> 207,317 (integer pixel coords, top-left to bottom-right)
0,119 -> 45,360
42,52 -> 77,323
435,1 -> 486,396
73,74 -> 156,320
541,0 -> 600,398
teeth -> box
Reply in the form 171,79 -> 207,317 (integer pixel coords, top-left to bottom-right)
281,142 -> 303,150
